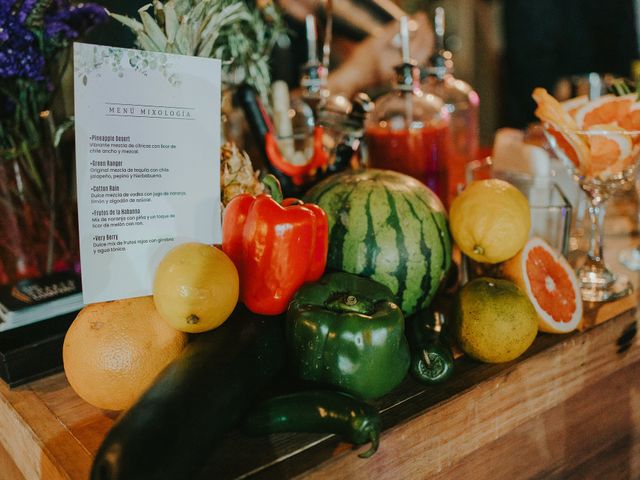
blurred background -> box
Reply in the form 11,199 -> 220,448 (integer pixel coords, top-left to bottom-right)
87,0 -> 639,147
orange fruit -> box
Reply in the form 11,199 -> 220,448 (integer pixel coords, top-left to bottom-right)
573,94 -> 635,129
63,297 -> 188,411
502,237 -> 582,334
153,242 -> 239,333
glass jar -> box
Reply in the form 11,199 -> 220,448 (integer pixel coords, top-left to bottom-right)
0,111 -> 80,285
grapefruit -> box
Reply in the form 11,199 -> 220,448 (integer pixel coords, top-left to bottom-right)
453,277 -> 538,363
561,95 -> 588,118
502,237 -> 582,334
153,243 -> 239,333
63,297 -> 188,411
573,94 -> 635,129
544,123 -> 587,169
584,124 -> 634,177
449,179 -> 530,264
620,102 -> 640,132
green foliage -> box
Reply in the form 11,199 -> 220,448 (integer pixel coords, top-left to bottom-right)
109,0 -> 285,100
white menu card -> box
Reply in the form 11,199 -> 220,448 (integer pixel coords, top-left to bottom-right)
73,43 -> 221,304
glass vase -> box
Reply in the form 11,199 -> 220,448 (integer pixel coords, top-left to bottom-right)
0,111 -> 79,286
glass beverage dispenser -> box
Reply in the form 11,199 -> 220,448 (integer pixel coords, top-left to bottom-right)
422,7 -> 479,203
365,17 -> 451,205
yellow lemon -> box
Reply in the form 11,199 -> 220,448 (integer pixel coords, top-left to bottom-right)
450,179 -> 530,264
153,242 -> 239,333
453,277 -> 538,363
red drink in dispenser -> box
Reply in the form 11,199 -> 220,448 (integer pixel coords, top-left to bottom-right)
365,122 -> 450,203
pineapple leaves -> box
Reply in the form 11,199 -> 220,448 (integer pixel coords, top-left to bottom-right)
163,2 -> 179,44
110,0 -> 286,99
107,11 -> 144,33
139,10 -> 168,51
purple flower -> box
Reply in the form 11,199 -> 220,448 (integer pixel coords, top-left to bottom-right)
44,2 -> 107,45
1,0 -> 107,148
18,0 -> 41,24
0,2 -> 46,82
0,0 -> 106,82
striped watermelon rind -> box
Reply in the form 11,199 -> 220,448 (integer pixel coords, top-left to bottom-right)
304,169 -> 452,315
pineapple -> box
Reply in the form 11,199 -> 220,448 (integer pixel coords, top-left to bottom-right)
220,142 -> 263,209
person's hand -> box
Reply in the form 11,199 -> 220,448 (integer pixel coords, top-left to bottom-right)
327,13 -> 434,97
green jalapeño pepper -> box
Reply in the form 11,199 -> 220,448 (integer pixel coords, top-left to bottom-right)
287,272 -> 410,400
244,390 -> 382,458
408,309 -> 455,385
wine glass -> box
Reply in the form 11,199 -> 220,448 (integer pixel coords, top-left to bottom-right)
544,125 -> 640,302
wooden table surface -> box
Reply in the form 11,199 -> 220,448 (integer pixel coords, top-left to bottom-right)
1,213 -> 639,480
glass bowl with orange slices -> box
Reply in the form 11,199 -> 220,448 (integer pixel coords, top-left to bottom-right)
533,87 -> 640,302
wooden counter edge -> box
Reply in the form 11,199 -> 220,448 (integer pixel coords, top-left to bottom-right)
296,306 -> 639,479
0,376 -> 93,480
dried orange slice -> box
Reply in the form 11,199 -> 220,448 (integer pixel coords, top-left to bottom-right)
502,237 -> 582,334
573,94 -> 635,129
532,88 -> 581,131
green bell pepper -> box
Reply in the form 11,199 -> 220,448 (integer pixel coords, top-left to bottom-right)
286,272 -> 410,400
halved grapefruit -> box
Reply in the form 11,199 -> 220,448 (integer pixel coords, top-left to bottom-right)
545,123 -> 585,169
532,88 -> 589,170
561,95 -> 588,118
502,237 -> 583,334
620,101 -> 640,132
573,94 -> 635,129
584,124 -> 634,177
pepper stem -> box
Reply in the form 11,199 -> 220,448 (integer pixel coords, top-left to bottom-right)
345,295 -> 358,306
358,428 -> 380,458
422,350 -> 432,367
326,293 -> 374,315
262,174 -> 283,203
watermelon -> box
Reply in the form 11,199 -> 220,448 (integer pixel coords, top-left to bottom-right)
304,169 -> 452,316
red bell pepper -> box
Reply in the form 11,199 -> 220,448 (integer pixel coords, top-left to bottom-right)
222,175 -> 328,315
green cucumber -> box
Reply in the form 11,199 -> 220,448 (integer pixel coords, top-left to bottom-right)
91,306 -> 286,480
